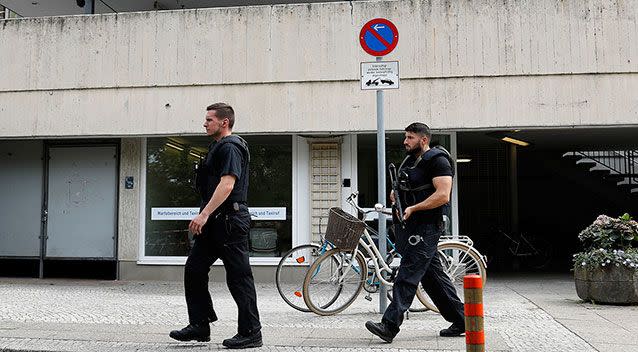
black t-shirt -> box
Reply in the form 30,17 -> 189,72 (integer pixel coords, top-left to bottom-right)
398,149 -> 453,224
199,137 -> 249,210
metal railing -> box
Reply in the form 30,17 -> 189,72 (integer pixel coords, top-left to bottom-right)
567,150 -> 637,188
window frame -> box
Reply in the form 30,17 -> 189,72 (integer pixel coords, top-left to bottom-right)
137,136 -> 298,266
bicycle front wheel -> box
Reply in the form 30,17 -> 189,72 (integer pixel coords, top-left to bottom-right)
302,248 -> 367,316
275,243 -> 323,312
421,242 -> 487,314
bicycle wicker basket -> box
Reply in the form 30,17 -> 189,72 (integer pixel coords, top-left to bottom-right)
324,207 -> 365,250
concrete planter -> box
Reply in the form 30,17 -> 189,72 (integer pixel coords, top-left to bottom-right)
574,265 -> 638,304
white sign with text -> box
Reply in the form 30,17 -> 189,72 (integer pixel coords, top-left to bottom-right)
151,208 -> 200,220
248,207 -> 287,220
361,61 -> 399,90
151,207 -> 286,221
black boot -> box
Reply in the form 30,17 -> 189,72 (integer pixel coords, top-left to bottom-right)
222,330 -> 263,349
365,321 -> 398,343
439,322 -> 465,337
169,323 -> 210,342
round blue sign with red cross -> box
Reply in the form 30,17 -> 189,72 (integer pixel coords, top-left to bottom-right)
359,18 -> 399,57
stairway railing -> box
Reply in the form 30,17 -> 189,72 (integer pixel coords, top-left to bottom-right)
571,150 -> 637,187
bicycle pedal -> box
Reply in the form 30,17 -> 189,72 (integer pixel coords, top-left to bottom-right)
364,295 -> 372,301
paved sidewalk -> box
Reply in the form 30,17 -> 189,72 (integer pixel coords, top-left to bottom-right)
0,274 -> 635,351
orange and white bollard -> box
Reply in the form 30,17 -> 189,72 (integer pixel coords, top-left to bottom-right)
464,274 -> 484,352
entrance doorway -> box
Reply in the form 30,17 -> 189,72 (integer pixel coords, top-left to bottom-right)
43,145 -> 119,279
0,141 -> 119,279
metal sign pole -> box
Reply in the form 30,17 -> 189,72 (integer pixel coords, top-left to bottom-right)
376,55 -> 388,313
359,17 -> 399,314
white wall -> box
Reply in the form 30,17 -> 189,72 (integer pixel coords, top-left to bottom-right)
1,0 -> 637,137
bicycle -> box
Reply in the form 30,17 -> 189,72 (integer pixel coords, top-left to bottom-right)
275,192 -> 422,312
302,195 -> 487,316
493,229 -> 552,270
301,194 -> 434,316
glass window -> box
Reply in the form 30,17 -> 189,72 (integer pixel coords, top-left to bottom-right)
144,135 -> 292,257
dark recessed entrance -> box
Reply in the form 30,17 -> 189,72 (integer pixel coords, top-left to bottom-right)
457,127 -> 638,272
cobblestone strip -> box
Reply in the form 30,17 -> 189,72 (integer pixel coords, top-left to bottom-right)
0,337 -> 462,352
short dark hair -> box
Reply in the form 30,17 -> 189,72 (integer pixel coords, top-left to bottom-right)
206,102 -> 235,129
405,122 -> 431,140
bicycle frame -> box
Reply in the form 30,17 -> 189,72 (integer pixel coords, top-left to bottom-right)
298,192 -> 396,287
348,229 -> 395,287
498,229 -> 539,257
306,227 -> 397,286
342,230 -> 489,293
343,192 -> 397,285
517,234 -> 543,256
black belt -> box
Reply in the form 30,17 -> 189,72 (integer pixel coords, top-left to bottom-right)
219,201 -> 247,213
404,216 -> 443,226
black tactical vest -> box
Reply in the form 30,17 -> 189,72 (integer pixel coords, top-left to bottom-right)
397,146 -> 454,208
195,135 -> 250,204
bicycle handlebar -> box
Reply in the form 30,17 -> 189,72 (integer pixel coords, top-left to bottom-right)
346,192 -> 392,216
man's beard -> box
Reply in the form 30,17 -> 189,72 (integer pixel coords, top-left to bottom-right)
405,144 -> 423,156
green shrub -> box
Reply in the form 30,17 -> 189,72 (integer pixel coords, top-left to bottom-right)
573,214 -> 638,269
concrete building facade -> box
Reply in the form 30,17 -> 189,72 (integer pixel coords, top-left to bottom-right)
1,0 -> 637,280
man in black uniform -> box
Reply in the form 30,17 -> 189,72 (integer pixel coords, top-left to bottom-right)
169,103 -> 262,349
366,122 -> 465,342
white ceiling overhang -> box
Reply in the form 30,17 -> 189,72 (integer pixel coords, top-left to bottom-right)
0,0 -> 342,17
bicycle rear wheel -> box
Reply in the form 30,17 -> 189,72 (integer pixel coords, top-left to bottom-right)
303,248 -> 367,316
526,237 -> 553,270
275,243 -> 322,312
421,242 -> 487,314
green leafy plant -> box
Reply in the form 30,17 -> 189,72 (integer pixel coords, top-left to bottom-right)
573,213 -> 638,269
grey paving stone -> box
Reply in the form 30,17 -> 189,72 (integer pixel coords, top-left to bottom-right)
0,275 -> 632,351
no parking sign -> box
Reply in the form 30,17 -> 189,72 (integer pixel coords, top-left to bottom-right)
359,18 -> 399,57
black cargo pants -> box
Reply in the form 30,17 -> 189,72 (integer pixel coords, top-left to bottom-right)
184,207 -> 261,336
382,221 -> 465,332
